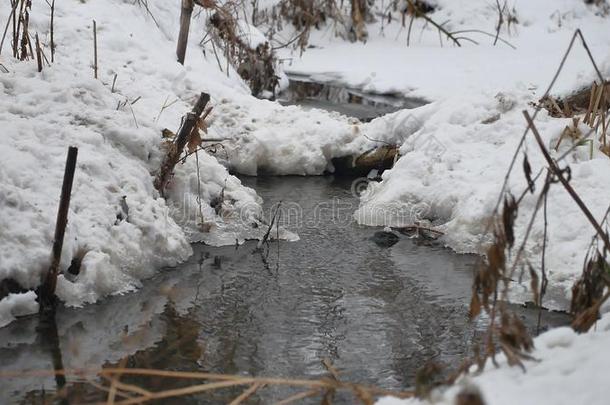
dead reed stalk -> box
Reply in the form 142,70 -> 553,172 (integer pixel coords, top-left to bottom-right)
34,32 -> 42,72
176,0 -> 194,64
93,20 -> 98,79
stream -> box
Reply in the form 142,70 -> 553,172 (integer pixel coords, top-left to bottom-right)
0,176 -> 569,404
0,82 -> 570,404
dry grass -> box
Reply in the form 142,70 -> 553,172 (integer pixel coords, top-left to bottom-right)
0,366 -> 414,404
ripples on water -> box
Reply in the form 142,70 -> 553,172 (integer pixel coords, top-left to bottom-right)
0,176 -> 569,404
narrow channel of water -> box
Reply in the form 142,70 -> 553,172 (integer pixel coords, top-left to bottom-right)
277,77 -> 428,122
0,176 -> 569,404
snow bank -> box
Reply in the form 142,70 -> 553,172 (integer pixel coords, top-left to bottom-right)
376,312 -> 610,405
0,0 -> 307,322
356,89 -> 610,303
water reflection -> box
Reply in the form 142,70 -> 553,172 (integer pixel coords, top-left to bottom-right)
277,78 -> 428,122
1,176 -> 569,404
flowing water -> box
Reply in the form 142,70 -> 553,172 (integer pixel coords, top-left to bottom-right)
0,176 -> 569,404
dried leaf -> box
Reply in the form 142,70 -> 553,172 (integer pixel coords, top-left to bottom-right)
187,128 -> 202,153
456,386 -> 486,405
570,251 -> 605,315
528,264 -> 540,306
499,312 -> 533,354
502,195 -> 517,249
162,128 -> 175,139
522,154 -> 535,194
469,290 -> 482,320
572,302 -> 601,333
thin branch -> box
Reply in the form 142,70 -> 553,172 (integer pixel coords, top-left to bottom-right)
523,110 -> 610,252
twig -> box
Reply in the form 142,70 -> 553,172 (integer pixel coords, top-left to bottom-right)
194,149 -> 205,228
34,32 -> 42,72
154,96 -> 179,123
406,0 -> 461,47
93,20 -> 98,79
44,0 -> 55,62
228,382 -> 264,405
452,29 -> 516,49
536,188 -> 549,334
0,0 -> 19,56
273,389 -> 321,405
257,201 -> 282,249
493,0 -> 504,46
106,358 -> 128,405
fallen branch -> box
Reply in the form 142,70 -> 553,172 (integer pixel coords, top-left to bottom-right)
154,92 -> 210,195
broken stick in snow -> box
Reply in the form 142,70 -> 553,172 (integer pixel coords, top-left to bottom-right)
38,146 -> 78,312
154,92 -> 210,195
34,32 -> 42,72
93,19 -> 98,79
176,0 -> 194,64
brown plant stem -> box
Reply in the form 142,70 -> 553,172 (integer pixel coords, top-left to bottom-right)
523,111 -> 610,252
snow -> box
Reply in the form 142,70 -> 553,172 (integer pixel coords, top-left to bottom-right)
235,19 -> 269,50
0,0 -> 309,323
0,291 -> 38,328
376,311 -> 610,405
356,90 -> 610,306
279,0 -> 610,101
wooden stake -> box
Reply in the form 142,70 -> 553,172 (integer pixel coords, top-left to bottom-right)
34,32 -> 42,72
93,19 -> 98,79
49,0 -> 55,62
154,92 -> 209,194
38,147 -> 78,311
176,0 -> 194,65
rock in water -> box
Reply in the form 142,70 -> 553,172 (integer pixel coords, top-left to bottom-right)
371,230 -> 399,247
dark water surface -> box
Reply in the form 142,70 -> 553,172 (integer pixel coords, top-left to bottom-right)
0,176 -> 568,404
277,77 -> 428,122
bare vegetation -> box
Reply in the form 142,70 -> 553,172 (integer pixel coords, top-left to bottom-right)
468,30 -> 610,380
0,363 -> 415,404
